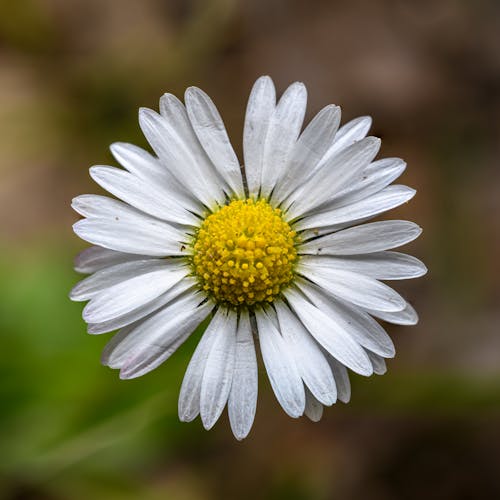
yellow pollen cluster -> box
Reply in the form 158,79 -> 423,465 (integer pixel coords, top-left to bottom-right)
192,199 -> 298,306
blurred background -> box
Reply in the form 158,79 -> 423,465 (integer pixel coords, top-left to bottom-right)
1,0 -> 499,498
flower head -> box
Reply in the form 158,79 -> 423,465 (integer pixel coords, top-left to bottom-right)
71,76 -> 426,439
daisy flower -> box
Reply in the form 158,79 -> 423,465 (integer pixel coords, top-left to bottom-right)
71,76 -> 426,440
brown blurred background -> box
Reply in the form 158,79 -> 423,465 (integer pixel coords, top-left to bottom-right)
1,0 -> 499,498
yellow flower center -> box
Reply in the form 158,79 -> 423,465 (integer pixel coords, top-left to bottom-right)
191,199 -> 299,306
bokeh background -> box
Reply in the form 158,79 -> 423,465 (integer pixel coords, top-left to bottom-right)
1,0 -> 499,498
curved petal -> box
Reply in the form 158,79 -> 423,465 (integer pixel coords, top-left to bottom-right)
74,246 -> 151,274
178,308 -> 227,422
89,166 -> 198,226
317,115 -> 372,168
109,142 -> 203,215
185,87 -> 244,198
139,107 -> 223,208
91,279 -> 196,335
271,105 -> 340,204
285,288 -> 373,375
286,137 -> 381,219
200,310 -> 237,430
327,356 -> 351,403
300,252 -> 427,281
304,387 -> 324,422
82,266 -> 188,324
299,265 -> 406,312
364,302 -> 419,325
299,220 -> 422,255
118,294 -> 212,379
260,82 -> 307,199
297,279 -> 395,358
275,301 -> 336,405
228,310 -> 258,440
243,76 -> 276,197
256,307 -> 305,418
295,185 -> 416,231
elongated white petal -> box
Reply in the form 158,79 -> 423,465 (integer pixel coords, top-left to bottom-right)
158,93 -> 228,201
296,185 -> 416,231
256,308 -> 305,418
200,311 -> 237,429
285,288 -> 373,375
83,266 -> 188,324
118,295 -> 212,379
185,87 -> 244,198
243,76 -> 276,197
228,310 -> 258,440
275,301 -> 336,405
139,107 -> 223,208
304,387 -> 324,422
92,279 -> 196,335
74,246 -> 151,274
89,166 -> 198,226
260,82 -> 307,198
327,357 -> 351,403
364,302 -> 419,325
178,308 -> 227,422
325,157 -> 406,210
286,137 -> 381,219
317,116 -> 372,168
271,105 -> 340,204
102,292 -> 209,371
71,259 -> 177,301
367,351 -> 387,375
300,265 -> 406,312
297,280 -> 395,357
300,252 -> 427,280
109,142 -> 203,215
300,220 -> 422,255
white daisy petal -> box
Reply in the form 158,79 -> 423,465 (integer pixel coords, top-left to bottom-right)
286,137 -> 381,219
109,142 -> 203,215
275,301 -> 337,405
74,246 -> 151,274
300,252 -> 427,280
178,308 -> 227,422
300,220 -> 422,255
300,264 -> 406,312
271,104 -> 341,204
200,311 -> 237,430
255,307 -> 305,418
327,357 -> 351,403
158,93 -> 228,202
118,296 -> 212,379
367,351 -> 387,375
184,87 -> 244,198
89,278 -> 196,335
260,82 -> 307,199
317,115 -> 372,167
139,107 -> 223,208
70,259 -> 176,301
89,166 -> 198,226
304,387 -> 324,422
297,280 -> 395,358
243,76 -> 276,197
296,185 -> 416,231
325,157 -> 406,210
102,292 -> 209,371
285,287 -> 373,376
364,302 -> 419,325
228,310 -> 258,440
82,265 -> 188,324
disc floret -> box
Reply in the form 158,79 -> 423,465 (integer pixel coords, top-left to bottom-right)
192,199 -> 298,306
